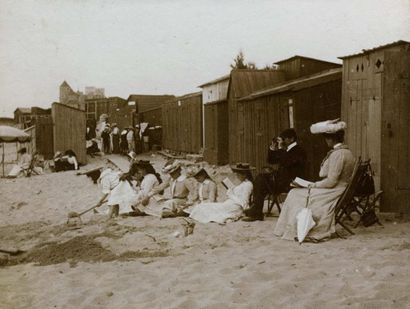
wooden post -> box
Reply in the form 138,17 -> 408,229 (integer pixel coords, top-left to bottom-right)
2,142 -> 4,177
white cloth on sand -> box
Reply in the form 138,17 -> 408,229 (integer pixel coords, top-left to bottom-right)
189,179 -> 253,224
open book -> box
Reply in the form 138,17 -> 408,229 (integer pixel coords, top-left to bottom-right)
291,177 -> 314,188
222,177 -> 235,190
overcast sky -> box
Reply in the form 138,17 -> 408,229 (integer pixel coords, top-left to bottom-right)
0,0 -> 409,117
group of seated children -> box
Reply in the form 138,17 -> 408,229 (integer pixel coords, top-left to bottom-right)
96,118 -> 355,242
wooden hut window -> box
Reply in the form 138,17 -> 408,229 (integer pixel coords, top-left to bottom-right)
375,59 -> 382,69
288,99 -> 295,128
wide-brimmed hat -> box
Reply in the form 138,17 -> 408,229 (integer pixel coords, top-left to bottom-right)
310,118 -> 346,134
230,163 -> 256,172
193,168 -> 210,179
162,161 -> 181,174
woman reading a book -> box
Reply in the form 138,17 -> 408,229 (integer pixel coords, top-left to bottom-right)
274,119 -> 355,242
189,163 -> 254,224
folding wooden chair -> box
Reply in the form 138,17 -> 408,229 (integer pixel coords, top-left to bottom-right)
350,160 -> 383,227
334,157 -> 365,235
266,192 -> 286,215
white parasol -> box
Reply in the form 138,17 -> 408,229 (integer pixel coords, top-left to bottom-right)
296,187 -> 316,244
0,126 -> 31,177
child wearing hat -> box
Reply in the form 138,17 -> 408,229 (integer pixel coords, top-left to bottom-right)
141,161 -> 198,218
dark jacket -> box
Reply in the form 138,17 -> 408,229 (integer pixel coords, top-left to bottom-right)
267,144 -> 306,193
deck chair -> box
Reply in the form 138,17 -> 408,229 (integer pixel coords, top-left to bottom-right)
266,192 -> 286,215
25,152 -> 44,177
348,160 -> 382,227
334,157 -> 365,235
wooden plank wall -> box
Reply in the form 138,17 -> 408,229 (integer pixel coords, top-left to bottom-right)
203,101 -> 229,164
35,117 -> 54,159
240,79 -> 341,179
341,50 -> 384,192
381,49 -> 410,213
162,94 -> 203,153
140,107 -> 162,126
52,103 -> 87,164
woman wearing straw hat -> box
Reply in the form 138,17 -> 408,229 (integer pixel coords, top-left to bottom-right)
189,163 -> 254,224
274,119 -> 355,242
142,161 -> 198,218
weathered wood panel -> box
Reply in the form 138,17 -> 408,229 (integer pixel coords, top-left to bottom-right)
240,78 -> 341,179
162,93 -> 203,153
139,107 -> 162,126
52,103 -> 87,164
35,117 -> 54,159
381,49 -> 410,213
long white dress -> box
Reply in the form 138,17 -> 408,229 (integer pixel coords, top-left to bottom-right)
100,170 -> 159,214
274,145 -> 355,241
189,180 -> 253,224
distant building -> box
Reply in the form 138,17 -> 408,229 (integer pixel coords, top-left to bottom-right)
59,81 -> 85,110
127,94 -> 175,126
14,107 -> 51,129
85,96 -> 130,129
85,86 -> 105,99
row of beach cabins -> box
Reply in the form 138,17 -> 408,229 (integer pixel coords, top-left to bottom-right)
8,40 -> 410,214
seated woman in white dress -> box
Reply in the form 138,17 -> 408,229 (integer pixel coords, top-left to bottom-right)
141,161 -> 198,218
274,120 -> 355,242
97,160 -> 161,218
8,147 -> 32,178
189,163 -> 254,224
126,160 -> 161,214
183,168 -> 217,214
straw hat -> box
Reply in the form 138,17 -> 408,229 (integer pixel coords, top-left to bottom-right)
230,163 -> 255,172
162,161 -> 181,174
310,118 -> 346,134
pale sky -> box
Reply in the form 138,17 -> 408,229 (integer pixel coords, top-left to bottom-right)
0,0 -> 409,117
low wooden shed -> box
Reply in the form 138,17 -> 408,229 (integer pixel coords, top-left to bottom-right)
239,68 -> 342,179
162,92 -> 203,153
228,69 -> 287,164
199,74 -> 230,165
339,40 -> 410,213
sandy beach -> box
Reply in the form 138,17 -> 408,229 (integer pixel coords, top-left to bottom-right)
1,154 -> 410,309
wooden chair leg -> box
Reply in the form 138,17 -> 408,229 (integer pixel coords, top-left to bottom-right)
337,220 -> 355,235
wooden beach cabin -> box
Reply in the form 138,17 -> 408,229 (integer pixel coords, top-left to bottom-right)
128,94 -> 175,127
199,74 -> 230,165
52,103 -> 87,164
339,40 -> 410,213
229,57 -> 342,168
228,69 -> 287,164
162,92 -> 203,154
238,68 -> 342,179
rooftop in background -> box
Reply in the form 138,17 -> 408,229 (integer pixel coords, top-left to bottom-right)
229,69 -> 287,98
274,55 -> 342,66
239,67 -> 342,101
338,40 -> 410,59
127,94 -> 175,113
198,74 -> 230,88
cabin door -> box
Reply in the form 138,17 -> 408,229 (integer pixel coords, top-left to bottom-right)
382,49 -> 410,213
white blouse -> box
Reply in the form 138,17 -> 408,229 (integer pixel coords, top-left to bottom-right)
226,180 -> 253,209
